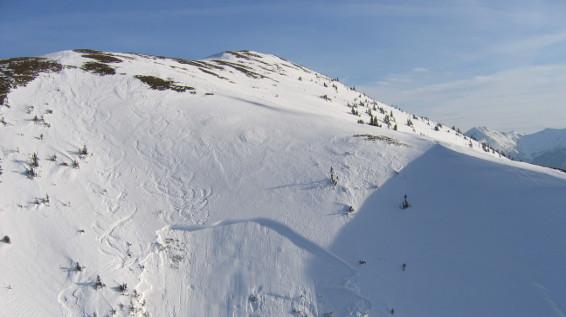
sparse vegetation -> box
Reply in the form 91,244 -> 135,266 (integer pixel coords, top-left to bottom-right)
134,75 -> 194,92
354,134 -> 406,146
71,160 -> 80,169
81,62 -> 116,75
0,57 -> 63,105
320,94 -> 331,101
330,166 -> 338,186
94,275 -> 106,290
212,60 -> 266,79
79,145 -> 88,157
30,152 -> 39,168
369,115 -> 381,127
118,282 -> 128,294
1,235 -> 10,244
73,49 -> 100,54
74,262 -> 83,272
25,166 -> 37,179
401,194 -> 410,209
81,53 -> 122,63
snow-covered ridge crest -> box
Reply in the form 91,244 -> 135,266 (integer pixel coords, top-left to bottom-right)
31,48 -> 508,159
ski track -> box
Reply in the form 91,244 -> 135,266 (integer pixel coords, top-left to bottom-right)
98,206 -> 138,270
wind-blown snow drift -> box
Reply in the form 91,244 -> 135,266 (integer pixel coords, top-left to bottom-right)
0,49 -> 565,317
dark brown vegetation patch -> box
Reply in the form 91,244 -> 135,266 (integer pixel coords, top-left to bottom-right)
81,53 -> 122,63
134,75 -> 194,92
212,60 -> 266,79
81,62 -> 116,76
353,134 -> 407,146
73,48 -> 101,54
0,57 -> 63,105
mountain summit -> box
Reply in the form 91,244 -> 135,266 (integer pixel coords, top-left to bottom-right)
1,49 -> 565,317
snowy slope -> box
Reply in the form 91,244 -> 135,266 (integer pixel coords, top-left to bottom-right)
467,126 -> 566,169
0,50 -> 565,317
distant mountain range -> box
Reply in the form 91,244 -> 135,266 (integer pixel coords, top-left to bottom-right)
466,126 -> 566,170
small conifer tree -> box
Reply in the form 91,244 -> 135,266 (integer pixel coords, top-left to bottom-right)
31,152 -> 39,168
401,195 -> 410,209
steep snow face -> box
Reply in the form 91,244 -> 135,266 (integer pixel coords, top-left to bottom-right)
328,145 -> 566,317
0,49 -> 565,317
467,126 -> 566,169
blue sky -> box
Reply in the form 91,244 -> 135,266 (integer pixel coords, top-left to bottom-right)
1,0 -> 565,132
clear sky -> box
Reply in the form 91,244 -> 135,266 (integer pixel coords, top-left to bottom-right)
1,0 -> 565,133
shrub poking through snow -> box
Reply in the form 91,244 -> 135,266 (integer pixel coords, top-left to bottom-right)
79,145 -> 88,158
320,94 -> 331,101
35,194 -> 49,206
330,166 -> 338,186
25,166 -> 37,179
74,262 -> 83,272
369,115 -> 381,127
134,75 -> 194,92
118,283 -> 128,294
30,152 -> 39,168
94,275 -> 105,290
81,62 -> 116,76
248,294 -> 258,303
80,53 -> 122,63
401,194 -> 410,209
1,235 -> 10,244
71,160 -> 80,169
0,57 -> 63,105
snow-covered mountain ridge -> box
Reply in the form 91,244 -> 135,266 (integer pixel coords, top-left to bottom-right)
1,49 -> 565,317
467,126 -> 566,170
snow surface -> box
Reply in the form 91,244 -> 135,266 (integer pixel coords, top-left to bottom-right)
0,50 -> 565,317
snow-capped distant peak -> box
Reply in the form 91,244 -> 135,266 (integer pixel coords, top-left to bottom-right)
466,126 -> 521,156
